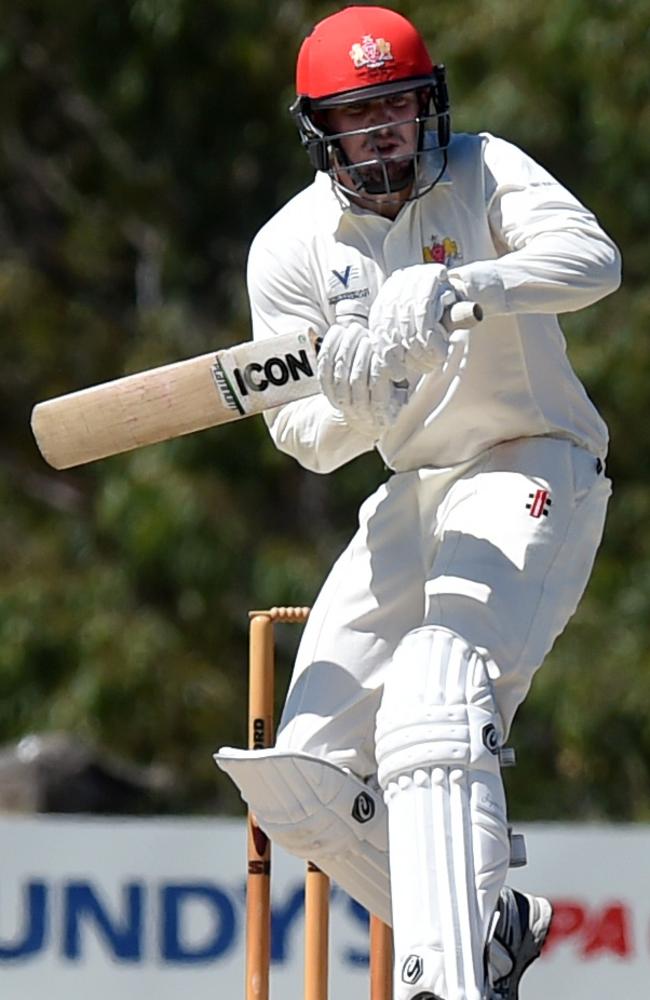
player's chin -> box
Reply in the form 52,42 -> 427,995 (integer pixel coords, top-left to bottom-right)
359,159 -> 414,194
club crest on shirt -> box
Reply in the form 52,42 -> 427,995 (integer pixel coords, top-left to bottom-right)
349,35 -> 393,70
422,234 -> 463,266
327,264 -> 370,305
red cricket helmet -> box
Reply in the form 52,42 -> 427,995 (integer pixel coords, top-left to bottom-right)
290,6 -> 450,200
295,5 -> 436,108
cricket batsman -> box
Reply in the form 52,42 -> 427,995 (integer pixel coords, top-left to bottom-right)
216,6 -> 621,998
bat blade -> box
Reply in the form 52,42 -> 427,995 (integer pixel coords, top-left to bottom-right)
31,331 -> 320,469
30,301 -> 481,471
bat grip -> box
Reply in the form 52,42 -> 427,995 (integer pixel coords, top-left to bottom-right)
441,299 -> 483,333
391,300 -> 482,392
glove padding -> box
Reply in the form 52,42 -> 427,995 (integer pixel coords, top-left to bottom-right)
368,264 -> 459,379
317,321 -> 402,438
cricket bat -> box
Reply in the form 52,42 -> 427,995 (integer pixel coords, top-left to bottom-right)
30,301 -> 482,470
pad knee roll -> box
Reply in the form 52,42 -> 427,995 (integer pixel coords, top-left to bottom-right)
376,626 -> 504,788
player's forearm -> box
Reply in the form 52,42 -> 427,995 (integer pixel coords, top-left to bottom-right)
264,395 -> 375,474
450,227 -> 621,318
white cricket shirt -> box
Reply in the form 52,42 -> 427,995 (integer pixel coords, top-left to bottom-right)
246,132 -> 621,474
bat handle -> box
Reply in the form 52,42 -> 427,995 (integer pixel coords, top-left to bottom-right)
441,299 -> 483,333
391,300 -> 482,395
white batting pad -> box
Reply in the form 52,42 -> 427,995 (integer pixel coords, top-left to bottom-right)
214,747 -> 391,921
376,627 -> 510,1000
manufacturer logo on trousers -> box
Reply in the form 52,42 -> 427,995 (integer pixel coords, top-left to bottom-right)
351,791 -> 375,824
401,953 -> 424,984
526,488 -> 552,518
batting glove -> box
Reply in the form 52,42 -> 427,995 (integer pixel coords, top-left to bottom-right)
368,264 -> 460,379
317,321 -> 404,438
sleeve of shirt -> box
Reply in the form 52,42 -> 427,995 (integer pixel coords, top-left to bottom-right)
448,133 -> 622,317
246,223 -> 376,475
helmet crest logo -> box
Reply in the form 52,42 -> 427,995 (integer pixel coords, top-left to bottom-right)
349,35 -> 393,71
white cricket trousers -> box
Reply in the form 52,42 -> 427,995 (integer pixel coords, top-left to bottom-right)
276,436 -> 611,774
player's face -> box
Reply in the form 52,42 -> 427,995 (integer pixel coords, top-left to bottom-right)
324,91 -> 420,207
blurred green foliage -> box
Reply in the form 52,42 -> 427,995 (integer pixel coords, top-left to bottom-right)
0,0 -> 648,818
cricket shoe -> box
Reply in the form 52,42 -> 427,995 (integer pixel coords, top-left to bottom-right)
489,888 -> 553,999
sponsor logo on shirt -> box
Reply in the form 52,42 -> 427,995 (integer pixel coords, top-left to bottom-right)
349,35 -> 393,71
327,265 -> 370,306
330,265 -> 357,288
422,234 -> 463,266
